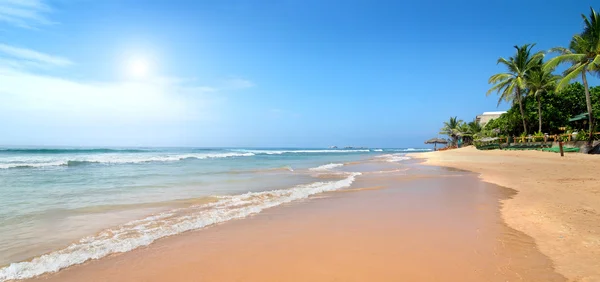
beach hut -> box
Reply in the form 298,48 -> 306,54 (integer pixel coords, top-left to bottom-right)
424,138 -> 448,151
568,113 -> 589,122
568,112 -> 590,130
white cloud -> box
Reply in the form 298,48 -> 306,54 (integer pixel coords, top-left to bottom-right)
0,0 -> 53,28
0,44 -> 72,67
0,67 -> 215,126
0,45 -> 253,145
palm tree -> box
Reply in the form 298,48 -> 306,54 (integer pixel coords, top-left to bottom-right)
454,120 -> 482,145
457,122 -> 471,144
440,116 -> 463,147
526,66 -> 561,133
467,120 -> 483,138
545,7 -> 600,142
487,44 -> 544,134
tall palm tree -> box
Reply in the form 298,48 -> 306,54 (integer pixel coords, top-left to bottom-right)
440,116 -> 463,147
526,66 -> 561,133
487,44 -> 544,134
545,7 -> 600,141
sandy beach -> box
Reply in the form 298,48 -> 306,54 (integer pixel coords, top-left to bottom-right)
24,160 -> 568,282
409,147 -> 600,282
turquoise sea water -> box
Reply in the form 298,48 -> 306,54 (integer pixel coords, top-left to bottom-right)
0,147 -> 429,280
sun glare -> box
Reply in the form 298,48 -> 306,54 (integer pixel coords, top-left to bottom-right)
128,57 -> 149,78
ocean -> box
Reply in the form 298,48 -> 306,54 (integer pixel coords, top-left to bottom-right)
0,147 -> 429,280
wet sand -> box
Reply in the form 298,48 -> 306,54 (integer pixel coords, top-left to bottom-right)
409,147 -> 600,281
27,165 -> 564,282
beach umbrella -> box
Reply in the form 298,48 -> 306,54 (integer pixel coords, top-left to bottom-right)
424,138 -> 448,151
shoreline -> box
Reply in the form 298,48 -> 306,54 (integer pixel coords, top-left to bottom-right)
408,147 -> 600,281
22,160 -> 565,281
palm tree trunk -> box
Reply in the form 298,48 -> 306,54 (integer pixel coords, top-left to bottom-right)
582,70 -> 594,144
516,87 -> 527,134
537,96 -> 542,133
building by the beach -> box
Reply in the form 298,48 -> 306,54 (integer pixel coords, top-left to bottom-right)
476,111 -> 506,127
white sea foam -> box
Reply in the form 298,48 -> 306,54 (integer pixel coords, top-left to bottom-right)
390,148 -> 431,152
233,149 -> 370,155
0,152 -> 255,169
0,161 -> 67,169
376,154 -> 411,162
309,163 -> 344,171
372,149 -> 383,152
0,172 -> 360,281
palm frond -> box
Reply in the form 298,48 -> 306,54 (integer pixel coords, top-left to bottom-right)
496,57 -> 511,67
488,73 -> 512,84
558,63 -> 586,90
516,76 -> 525,89
544,53 -> 586,71
487,79 -> 511,96
497,83 -> 515,107
548,47 -> 572,55
587,55 -> 600,73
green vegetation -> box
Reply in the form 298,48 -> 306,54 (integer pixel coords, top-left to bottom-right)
439,116 -> 483,147
439,7 -> 600,149
487,44 -> 544,134
545,7 -> 600,141
439,117 -> 463,147
483,83 -> 600,137
526,66 -> 561,133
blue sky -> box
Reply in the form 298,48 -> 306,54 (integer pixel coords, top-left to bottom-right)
0,0 -> 598,148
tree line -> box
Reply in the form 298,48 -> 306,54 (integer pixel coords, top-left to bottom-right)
441,7 -> 600,145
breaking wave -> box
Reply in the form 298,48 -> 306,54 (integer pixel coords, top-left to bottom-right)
309,163 -> 344,171
0,172 -> 360,281
390,148 -> 432,152
0,148 -> 154,154
232,149 -> 370,155
376,153 -> 411,162
0,152 -> 255,169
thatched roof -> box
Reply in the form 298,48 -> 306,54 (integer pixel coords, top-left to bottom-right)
424,138 -> 448,144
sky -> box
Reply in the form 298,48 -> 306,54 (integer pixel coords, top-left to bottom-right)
0,0 -> 598,148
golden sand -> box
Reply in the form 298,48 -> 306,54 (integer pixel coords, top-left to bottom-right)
409,146 -> 600,281
27,165 -> 564,282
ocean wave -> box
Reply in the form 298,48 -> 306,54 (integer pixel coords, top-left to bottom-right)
390,148 -> 431,152
0,148 -> 154,154
0,161 -> 67,169
309,163 -> 344,171
232,149 -> 370,155
0,172 -> 360,281
376,154 -> 411,162
0,152 -> 256,169
372,149 -> 383,152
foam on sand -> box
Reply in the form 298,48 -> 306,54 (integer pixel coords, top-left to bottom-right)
0,172 -> 360,281
309,163 -> 344,171
376,154 -> 410,162
391,148 -> 431,152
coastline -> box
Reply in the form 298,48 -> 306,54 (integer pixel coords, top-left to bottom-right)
408,147 -> 600,281
22,160 -> 565,281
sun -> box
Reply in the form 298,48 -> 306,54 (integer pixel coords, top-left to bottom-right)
128,57 -> 149,78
